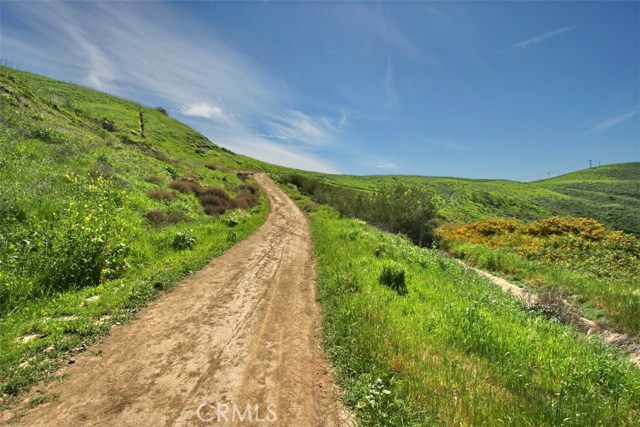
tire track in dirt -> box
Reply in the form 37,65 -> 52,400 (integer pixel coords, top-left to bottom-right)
2,174 -> 348,426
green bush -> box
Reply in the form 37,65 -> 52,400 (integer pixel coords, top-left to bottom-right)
221,209 -> 251,227
172,230 -> 196,250
282,174 -> 437,246
379,262 -> 407,295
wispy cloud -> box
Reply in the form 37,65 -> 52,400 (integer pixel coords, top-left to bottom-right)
383,59 -> 398,106
265,110 -> 343,147
587,107 -> 640,134
181,102 -> 224,119
366,5 -> 437,67
510,27 -> 575,51
255,133 -> 288,141
206,127 -> 341,173
2,1 -> 342,172
375,161 -> 398,170
426,137 -> 473,153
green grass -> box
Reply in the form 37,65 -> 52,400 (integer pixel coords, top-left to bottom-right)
0,66 -> 270,403
308,204 -> 640,426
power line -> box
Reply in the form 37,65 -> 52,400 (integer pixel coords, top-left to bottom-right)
522,161 -> 593,182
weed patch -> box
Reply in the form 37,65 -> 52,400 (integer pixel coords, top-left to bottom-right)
379,263 -> 407,295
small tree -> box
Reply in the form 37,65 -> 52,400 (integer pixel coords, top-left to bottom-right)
367,181 -> 437,246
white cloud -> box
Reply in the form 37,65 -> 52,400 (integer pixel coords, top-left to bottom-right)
588,107 -> 640,134
510,27 -> 574,51
181,102 -> 224,119
208,128 -> 340,173
266,110 -> 341,147
375,161 -> 398,170
383,59 -> 398,106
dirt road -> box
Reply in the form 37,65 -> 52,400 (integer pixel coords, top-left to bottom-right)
6,174 -> 347,426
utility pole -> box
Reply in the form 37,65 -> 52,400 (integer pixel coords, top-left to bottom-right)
589,160 -> 592,169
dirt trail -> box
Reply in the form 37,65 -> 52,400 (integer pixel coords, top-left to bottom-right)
3,174 -> 348,426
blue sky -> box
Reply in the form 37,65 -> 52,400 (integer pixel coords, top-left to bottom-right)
1,1 -> 639,180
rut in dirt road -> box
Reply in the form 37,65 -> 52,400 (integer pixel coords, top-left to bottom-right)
3,174 -> 348,427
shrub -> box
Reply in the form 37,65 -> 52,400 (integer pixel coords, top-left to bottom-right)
155,106 -> 168,115
232,184 -> 260,210
144,209 -> 188,225
368,181 -> 437,246
221,209 -> 251,227
301,200 -> 317,212
167,181 -> 260,217
148,189 -> 178,201
148,149 -> 173,164
145,175 -> 165,185
184,172 -> 200,182
200,194 -> 232,215
28,125 -> 69,144
527,216 -> 607,239
145,210 -> 168,225
203,203 -> 228,216
282,174 -> 437,246
379,263 -> 407,295
170,179 -> 202,194
0,180 -> 130,305
198,186 -> 229,198
93,117 -> 119,132
172,231 -> 196,250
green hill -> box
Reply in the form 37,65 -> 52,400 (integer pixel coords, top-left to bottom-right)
306,162 -> 640,234
533,163 -> 640,233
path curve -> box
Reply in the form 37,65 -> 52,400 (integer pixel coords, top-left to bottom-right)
4,174 -> 347,426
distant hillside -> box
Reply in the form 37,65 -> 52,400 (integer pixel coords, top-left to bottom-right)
308,163 -> 640,234
533,164 -> 640,233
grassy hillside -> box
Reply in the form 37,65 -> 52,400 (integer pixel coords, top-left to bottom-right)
0,66 -> 273,401
439,216 -> 640,336
534,164 -> 640,234
276,184 -> 640,426
306,162 -> 640,235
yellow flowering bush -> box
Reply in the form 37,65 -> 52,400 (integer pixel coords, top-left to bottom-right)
439,216 -> 640,281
